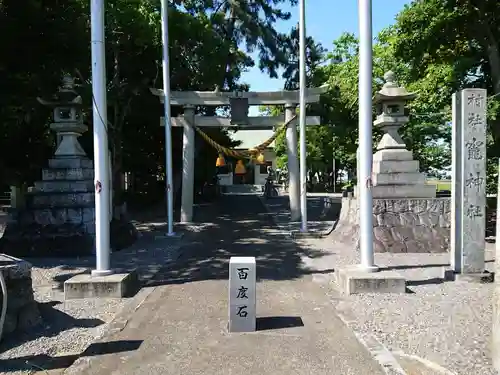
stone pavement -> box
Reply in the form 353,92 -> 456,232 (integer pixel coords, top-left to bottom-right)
66,195 -> 387,375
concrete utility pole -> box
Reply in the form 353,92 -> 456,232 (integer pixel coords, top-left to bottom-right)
298,0 -> 308,231
357,0 -> 377,271
90,0 -> 112,276
492,158 -> 500,373
160,0 -> 175,235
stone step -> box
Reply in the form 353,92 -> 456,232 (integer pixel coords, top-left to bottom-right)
373,160 -> 419,174
223,184 -> 263,195
42,167 -> 93,181
16,207 -> 96,227
373,149 -> 413,162
27,192 -> 94,208
48,158 -> 93,169
0,227 -> 95,257
371,184 -> 437,199
32,180 -> 94,193
372,172 -> 426,186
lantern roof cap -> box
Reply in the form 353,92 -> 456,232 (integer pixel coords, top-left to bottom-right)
374,71 -> 417,104
37,75 -> 83,107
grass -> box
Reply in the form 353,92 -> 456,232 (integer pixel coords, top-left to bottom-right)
426,179 -> 451,192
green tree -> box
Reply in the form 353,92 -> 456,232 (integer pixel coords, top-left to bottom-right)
303,30 -> 454,177
0,0 -> 304,206
391,0 -> 499,190
392,0 -> 500,94
178,0 -> 298,91
281,25 -> 327,90
0,0 -> 89,185
267,29 -> 328,171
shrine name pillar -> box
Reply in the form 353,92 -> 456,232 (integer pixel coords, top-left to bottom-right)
285,103 -> 300,221
181,105 -> 195,223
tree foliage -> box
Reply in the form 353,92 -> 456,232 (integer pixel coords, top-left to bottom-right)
271,27 -> 454,179
0,0 -> 299,204
272,1 -> 498,190
391,0 -> 500,190
2,0 -> 500,196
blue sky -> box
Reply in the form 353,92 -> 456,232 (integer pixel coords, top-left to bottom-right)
242,0 -> 411,93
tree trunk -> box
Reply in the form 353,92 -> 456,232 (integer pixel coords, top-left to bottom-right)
222,7 -> 237,90
111,40 -> 125,210
486,29 -> 500,94
484,26 -> 500,157
172,4 -> 238,208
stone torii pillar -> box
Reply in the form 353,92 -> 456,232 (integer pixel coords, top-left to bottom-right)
181,105 -> 196,223
285,104 -> 300,221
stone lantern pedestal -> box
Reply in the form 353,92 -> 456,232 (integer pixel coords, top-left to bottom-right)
0,76 -> 137,257
51,121 -> 88,158
335,72 -> 450,254
370,72 -> 435,199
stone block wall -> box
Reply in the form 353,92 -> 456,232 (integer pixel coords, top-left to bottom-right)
0,156 -> 138,257
17,207 -> 96,235
333,197 -> 450,253
0,254 -> 42,336
0,157 -> 97,257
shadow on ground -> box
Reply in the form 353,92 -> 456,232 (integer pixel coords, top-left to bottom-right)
264,195 -> 341,225
24,219 -> 186,290
0,301 -> 105,356
0,194 -> 332,372
147,195 -> 331,286
257,195 -> 341,237
0,340 -> 143,372
256,316 -> 304,331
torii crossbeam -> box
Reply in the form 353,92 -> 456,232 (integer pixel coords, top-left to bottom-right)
151,86 -> 327,223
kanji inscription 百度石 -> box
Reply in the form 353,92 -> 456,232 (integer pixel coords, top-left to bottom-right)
228,257 -> 256,332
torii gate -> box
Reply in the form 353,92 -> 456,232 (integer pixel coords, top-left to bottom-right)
150,86 -> 328,223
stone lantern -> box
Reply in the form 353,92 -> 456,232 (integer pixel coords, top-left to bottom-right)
37,75 -> 87,158
371,71 -> 436,198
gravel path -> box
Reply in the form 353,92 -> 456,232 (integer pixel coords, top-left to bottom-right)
297,236 -> 495,375
0,217 -> 190,375
263,194 -> 495,375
